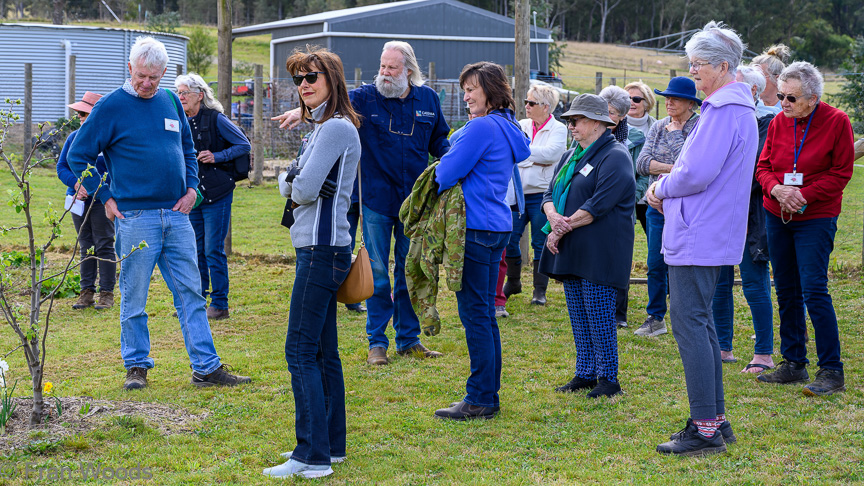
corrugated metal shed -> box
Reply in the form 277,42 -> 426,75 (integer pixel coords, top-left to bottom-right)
234,0 -> 552,82
0,23 -> 188,123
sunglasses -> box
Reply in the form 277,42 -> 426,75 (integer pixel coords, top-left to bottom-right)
631,96 -> 645,104
567,116 -> 587,127
75,111 -> 88,118
777,93 -> 802,103
524,99 -> 542,107
292,71 -> 325,86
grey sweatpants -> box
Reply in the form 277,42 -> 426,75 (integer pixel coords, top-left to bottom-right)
668,265 -> 725,420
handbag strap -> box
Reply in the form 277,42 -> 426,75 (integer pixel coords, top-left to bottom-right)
356,160 -> 365,249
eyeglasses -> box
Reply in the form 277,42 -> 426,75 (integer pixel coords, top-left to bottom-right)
688,61 -> 712,71
631,96 -> 645,104
524,99 -> 541,107
75,111 -> 88,119
176,89 -> 199,98
292,72 -> 325,86
777,93 -> 802,103
567,116 -> 587,127
389,113 -> 415,136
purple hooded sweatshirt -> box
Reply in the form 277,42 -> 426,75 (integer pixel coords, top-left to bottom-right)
654,82 -> 758,266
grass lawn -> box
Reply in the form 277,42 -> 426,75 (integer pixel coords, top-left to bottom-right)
0,165 -> 862,484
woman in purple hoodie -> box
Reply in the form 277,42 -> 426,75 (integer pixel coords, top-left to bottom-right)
647,21 -> 759,457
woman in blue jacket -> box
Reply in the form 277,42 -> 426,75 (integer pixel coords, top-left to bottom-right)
56,91 -> 115,310
434,62 -> 531,421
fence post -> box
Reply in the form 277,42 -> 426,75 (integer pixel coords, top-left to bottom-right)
68,56 -> 76,119
622,69 -> 626,85
354,67 -> 362,90
610,77 -> 616,86
670,69 -> 677,79
595,72 -> 602,94
24,63 -> 32,150
252,63 -> 264,186
428,62 -> 436,82
640,58 -> 643,72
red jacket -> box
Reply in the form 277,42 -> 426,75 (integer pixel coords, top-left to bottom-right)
756,101 -> 854,221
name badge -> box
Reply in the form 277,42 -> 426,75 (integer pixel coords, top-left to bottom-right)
579,164 -> 594,177
784,172 -> 803,186
165,118 -> 180,132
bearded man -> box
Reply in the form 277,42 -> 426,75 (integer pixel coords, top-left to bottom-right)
275,41 -> 451,365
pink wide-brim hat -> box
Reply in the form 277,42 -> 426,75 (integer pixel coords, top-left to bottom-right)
67,91 -> 103,114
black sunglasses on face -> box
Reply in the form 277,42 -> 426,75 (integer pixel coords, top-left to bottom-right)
292,71 -> 325,86
777,93 -> 801,103
524,99 -> 541,107
631,96 -> 645,104
567,116 -> 586,127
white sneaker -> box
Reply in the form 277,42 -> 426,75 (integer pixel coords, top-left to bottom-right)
634,316 -> 667,337
262,459 -> 333,479
280,450 -> 345,463
495,305 -> 509,318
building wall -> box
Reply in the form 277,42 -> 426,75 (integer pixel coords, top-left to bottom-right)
0,24 -> 187,123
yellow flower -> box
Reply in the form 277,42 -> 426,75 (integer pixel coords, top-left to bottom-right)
43,381 -> 53,394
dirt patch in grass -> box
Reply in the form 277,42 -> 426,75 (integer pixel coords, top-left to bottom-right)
0,397 -> 207,453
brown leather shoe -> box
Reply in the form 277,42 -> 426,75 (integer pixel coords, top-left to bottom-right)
94,291 -> 114,309
207,307 -> 230,320
366,347 -> 389,365
72,288 -> 95,309
397,343 -> 443,358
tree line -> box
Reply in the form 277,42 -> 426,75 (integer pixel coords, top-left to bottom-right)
3,0 -> 863,68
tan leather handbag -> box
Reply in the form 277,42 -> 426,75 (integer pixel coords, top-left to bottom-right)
337,161 -> 374,304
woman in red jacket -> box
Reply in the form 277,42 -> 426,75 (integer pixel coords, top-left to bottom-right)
754,61 -> 854,397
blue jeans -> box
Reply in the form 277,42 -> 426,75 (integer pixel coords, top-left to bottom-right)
362,205 -> 421,352
285,245 -> 351,466
505,193 -> 548,263
712,247 -> 774,355
189,192 -> 233,310
645,206 -> 668,320
456,229 -> 508,408
114,209 -> 221,374
765,212 -> 842,371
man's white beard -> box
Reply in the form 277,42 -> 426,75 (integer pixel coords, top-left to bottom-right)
375,69 -> 410,98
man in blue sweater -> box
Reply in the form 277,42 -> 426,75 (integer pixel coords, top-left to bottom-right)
66,36 -> 251,391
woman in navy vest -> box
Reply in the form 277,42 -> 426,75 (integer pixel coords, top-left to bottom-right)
174,73 -> 250,321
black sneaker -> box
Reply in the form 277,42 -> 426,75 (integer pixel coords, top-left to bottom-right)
123,367 -> 148,390
191,364 -> 252,387
657,420 -> 727,457
587,378 -> 622,398
555,376 -> 597,393
757,360 -> 809,384
803,368 -> 845,396
434,400 -> 497,421
670,418 -> 736,444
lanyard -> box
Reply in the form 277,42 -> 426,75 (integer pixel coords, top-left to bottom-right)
792,104 -> 817,173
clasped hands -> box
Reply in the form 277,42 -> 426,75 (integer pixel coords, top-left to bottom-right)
771,184 -> 807,214
545,212 -> 575,255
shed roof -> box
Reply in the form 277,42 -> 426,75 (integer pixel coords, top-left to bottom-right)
0,22 -> 189,40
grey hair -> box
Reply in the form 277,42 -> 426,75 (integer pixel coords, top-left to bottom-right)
779,61 -> 824,100
685,21 -> 745,76
527,84 -> 559,110
174,72 -> 225,113
129,36 -> 169,70
599,85 -> 631,117
752,44 -> 790,86
737,65 -> 766,98
382,41 -> 425,87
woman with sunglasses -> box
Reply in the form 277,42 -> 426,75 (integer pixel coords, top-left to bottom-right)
624,81 -> 657,138
56,91 -> 116,310
754,61 -> 854,397
174,73 -> 251,322
264,47 -> 361,479
539,94 -> 635,399
433,62 -> 530,421
500,84 -> 567,309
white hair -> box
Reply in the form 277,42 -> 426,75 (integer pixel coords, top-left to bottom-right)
599,85 -> 631,117
382,41 -> 424,87
737,65 -> 766,98
129,36 -> 169,70
527,84 -> 559,109
175,72 -> 224,113
779,61 -> 824,100
685,21 -> 745,76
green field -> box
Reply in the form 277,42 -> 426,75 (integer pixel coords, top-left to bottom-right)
0,164 -> 862,484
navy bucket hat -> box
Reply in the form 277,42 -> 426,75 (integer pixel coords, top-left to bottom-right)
654,76 -> 703,106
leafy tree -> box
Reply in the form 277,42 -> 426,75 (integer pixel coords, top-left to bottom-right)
789,18 -> 854,70
147,10 -> 181,33
187,26 -> 215,76
834,37 -> 864,133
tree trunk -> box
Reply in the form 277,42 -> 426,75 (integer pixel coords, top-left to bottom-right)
217,0 -> 233,117
52,0 -> 64,24
29,360 -> 43,426
514,0 -> 530,120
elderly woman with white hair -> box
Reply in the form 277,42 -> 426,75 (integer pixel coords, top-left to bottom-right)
646,21 -> 758,456
175,73 -> 251,320
599,85 -> 646,329
755,61 -> 854,397
502,84 -> 567,307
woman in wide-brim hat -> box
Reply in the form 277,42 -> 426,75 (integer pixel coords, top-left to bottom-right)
56,91 -> 117,310
540,94 -> 635,399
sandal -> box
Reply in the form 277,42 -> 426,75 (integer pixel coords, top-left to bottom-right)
741,363 -> 773,373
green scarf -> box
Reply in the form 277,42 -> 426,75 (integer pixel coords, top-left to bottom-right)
542,140 -> 595,234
